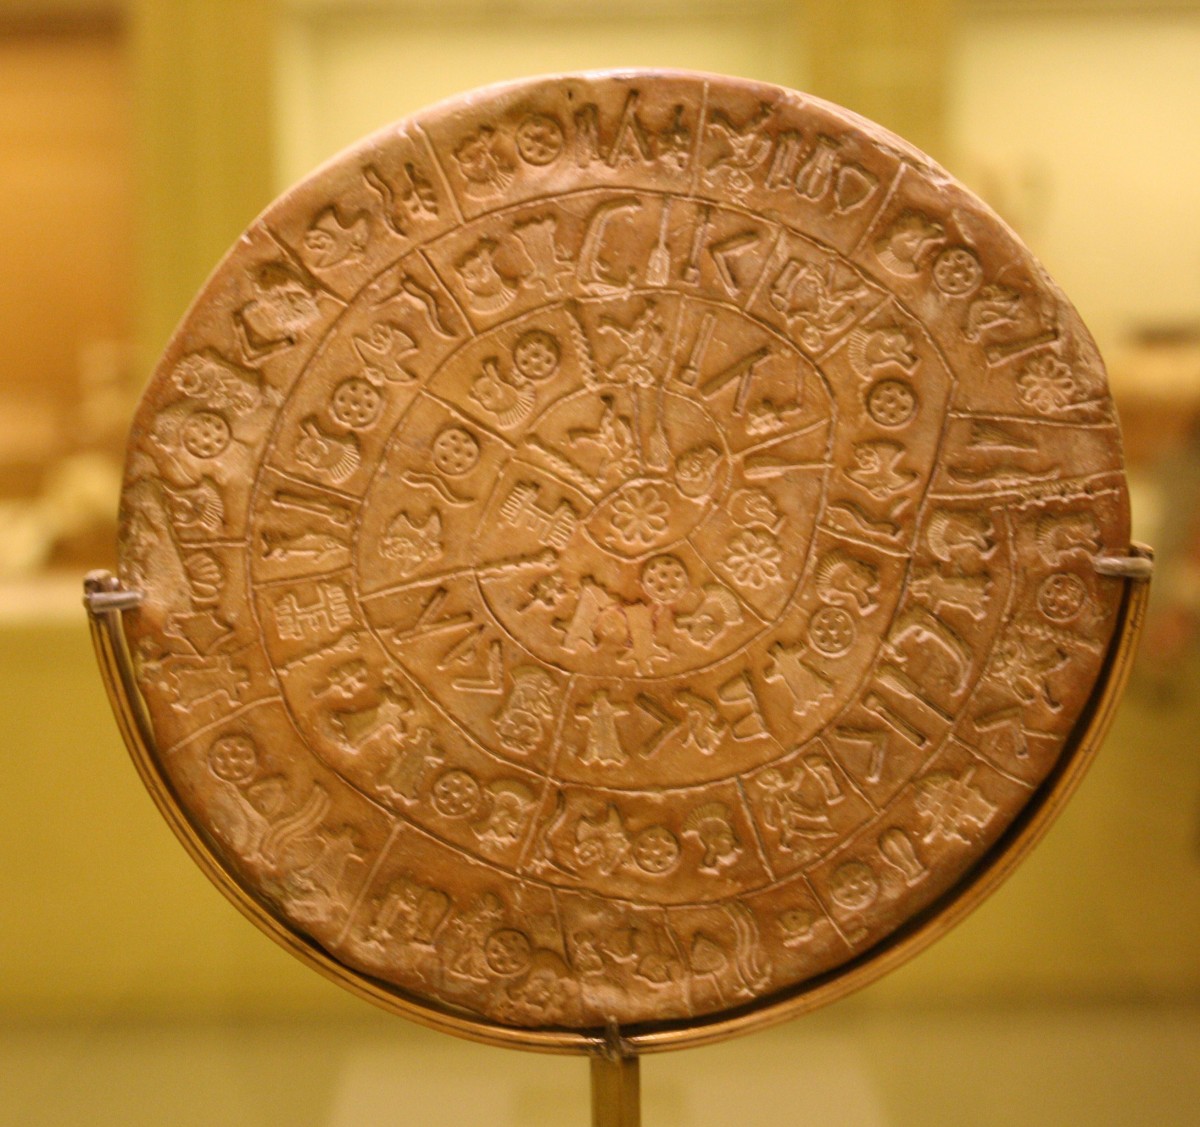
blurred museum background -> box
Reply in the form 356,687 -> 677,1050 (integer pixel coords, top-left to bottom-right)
1,1 -> 1198,1124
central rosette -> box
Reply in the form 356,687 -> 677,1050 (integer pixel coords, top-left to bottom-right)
480,376 -> 738,678
550,386 -> 728,560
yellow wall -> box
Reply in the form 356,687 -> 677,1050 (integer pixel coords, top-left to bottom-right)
950,7 -> 1200,356
0,19 -> 132,575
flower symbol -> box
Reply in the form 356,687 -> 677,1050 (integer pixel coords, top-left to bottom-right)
1016,355 -> 1077,412
610,483 -> 670,545
724,528 -> 783,589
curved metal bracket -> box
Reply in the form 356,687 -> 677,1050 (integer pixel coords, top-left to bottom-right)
85,543 -> 1153,1060
1093,548 -> 1155,581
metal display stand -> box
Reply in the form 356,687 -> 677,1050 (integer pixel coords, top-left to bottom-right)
85,544 -> 1151,1125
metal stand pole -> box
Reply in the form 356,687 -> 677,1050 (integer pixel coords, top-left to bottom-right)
591,1023 -> 640,1127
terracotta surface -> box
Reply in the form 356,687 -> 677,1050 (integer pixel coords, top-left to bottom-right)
116,72 -> 1130,1039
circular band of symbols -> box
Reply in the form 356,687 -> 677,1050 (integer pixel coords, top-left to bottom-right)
117,70 -> 1131,1042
